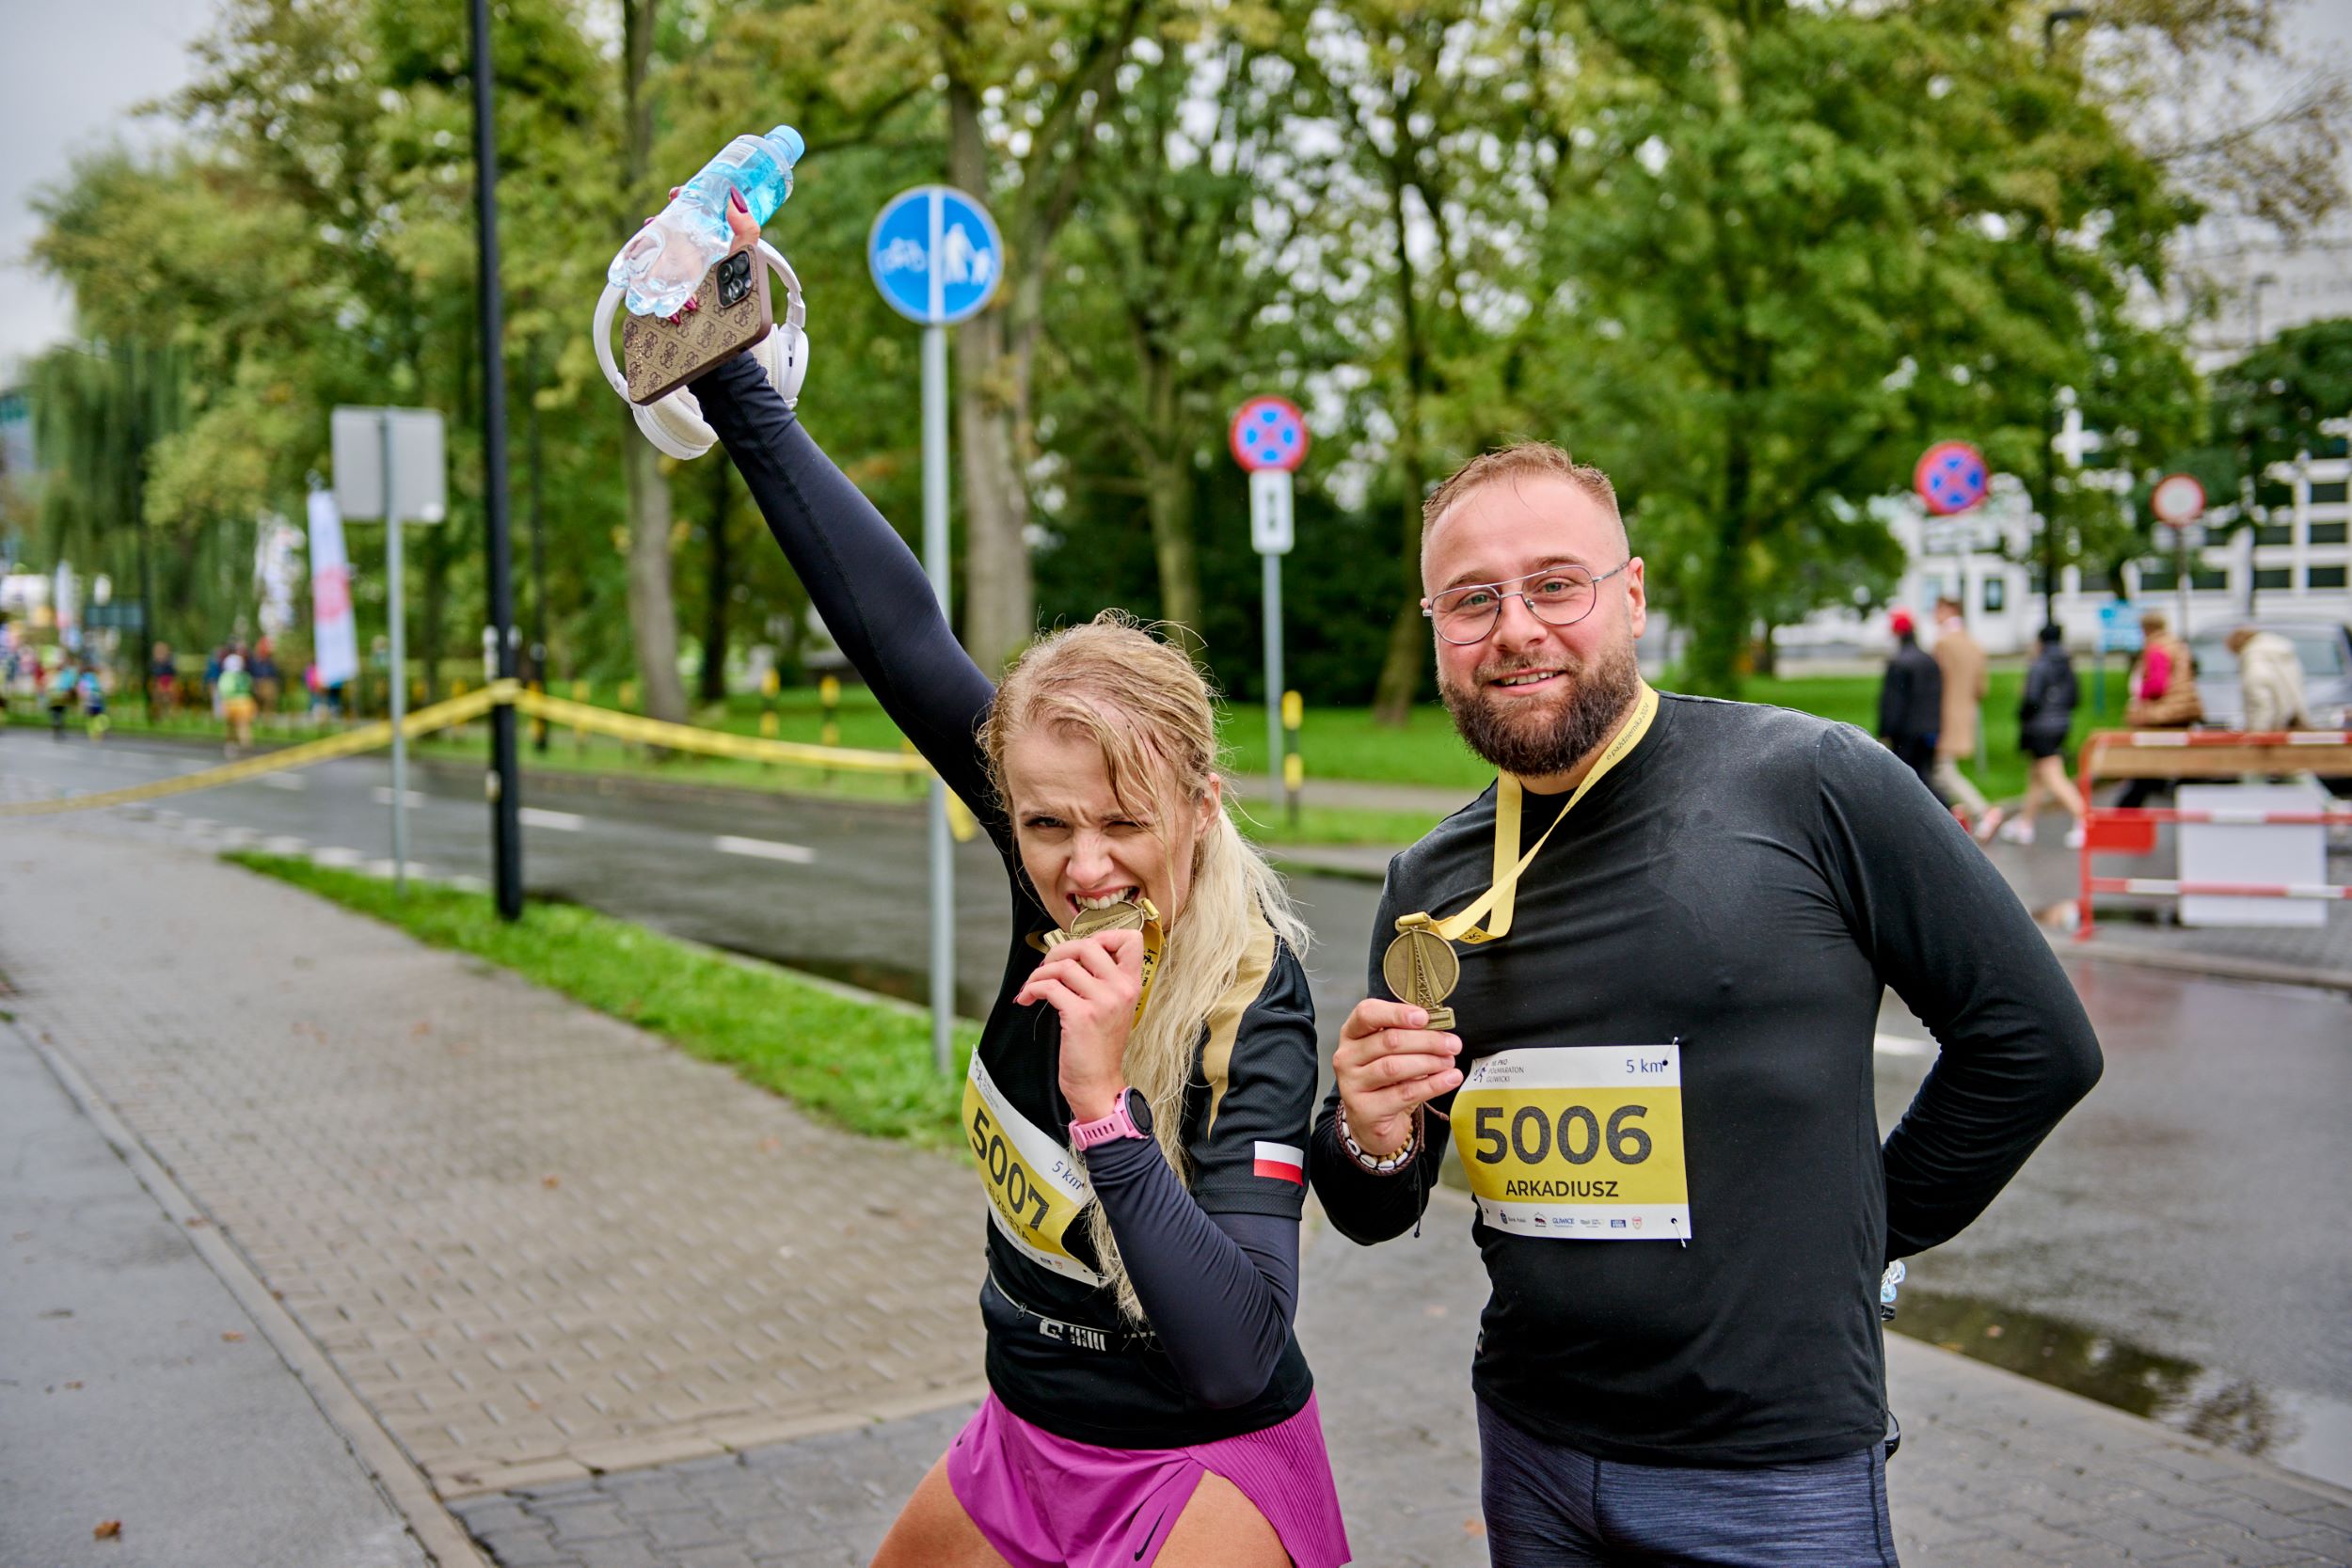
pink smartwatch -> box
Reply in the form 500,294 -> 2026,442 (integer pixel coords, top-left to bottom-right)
1069,1088 -> 1149,1150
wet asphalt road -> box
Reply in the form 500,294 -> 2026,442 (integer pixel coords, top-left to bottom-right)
4,730 -> 2346,1487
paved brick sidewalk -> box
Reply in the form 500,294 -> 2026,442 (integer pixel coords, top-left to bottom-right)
6,816 -> 2344,1567
0,825 -> 989,1499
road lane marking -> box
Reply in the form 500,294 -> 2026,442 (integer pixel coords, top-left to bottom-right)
262,835 -> 309,856
1874,1033 -> 1932,1057
714,833 -> 816,864
311,847 -> 364,869
365,859 -> 433,880
519,807 -> 584,832
371,786 -> 432,808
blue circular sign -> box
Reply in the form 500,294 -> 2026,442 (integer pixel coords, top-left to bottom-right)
1230,396 -> 1309,473
868,186 -> 1003,326
1914,440 -> 1988,516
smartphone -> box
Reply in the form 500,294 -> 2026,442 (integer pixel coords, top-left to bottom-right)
620,250 -> 771,406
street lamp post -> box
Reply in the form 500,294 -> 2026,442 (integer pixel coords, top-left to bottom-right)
2038,8 -> 2090,633
468,0 -> 524,922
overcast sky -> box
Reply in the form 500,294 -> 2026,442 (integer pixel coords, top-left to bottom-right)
4,0 -> 2350,383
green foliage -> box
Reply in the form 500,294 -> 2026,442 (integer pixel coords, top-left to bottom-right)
20,0 -> 2331,718
228,850 -> 977,1146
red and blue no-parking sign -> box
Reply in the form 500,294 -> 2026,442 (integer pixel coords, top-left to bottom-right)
1231,396 -> 1309,473
1914,440 -> 1989,515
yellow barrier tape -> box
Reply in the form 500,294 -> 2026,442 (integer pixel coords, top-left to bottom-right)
0,685 -> 505,818
510,690 -> 927,775
0,679 -> 970,820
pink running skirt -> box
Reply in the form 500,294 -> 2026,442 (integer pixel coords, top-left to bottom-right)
946,1391 -> 1350,1568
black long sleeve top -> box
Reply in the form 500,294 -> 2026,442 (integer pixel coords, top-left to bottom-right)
1310,693 -> 2102,1466
691,352 -> 1316,1444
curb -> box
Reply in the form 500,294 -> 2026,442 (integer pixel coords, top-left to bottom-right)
9,1014 -> 488,1568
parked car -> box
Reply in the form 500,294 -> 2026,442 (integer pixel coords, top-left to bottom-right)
2185,619 -> 2352,732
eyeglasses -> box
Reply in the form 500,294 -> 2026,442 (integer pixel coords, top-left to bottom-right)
1422,562 -> 1630,646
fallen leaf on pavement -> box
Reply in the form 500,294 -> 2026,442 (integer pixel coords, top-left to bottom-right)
1464,1519 -> 1486,1538
93,1520 -> 121,1540
542,1175 -> 560,1189
221,1331 -> 245,1342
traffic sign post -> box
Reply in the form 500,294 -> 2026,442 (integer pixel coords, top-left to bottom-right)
332,405 -> 447,896
2151,473 -> 2206,638
1232,397 -> 1308,814
869,186 -> 1002,1073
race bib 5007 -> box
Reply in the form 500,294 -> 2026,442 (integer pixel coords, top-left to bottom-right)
963,1053 -> 1104,1284
1451,1044 -> 1692,1241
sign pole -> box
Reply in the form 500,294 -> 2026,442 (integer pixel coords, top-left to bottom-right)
1263,536 -> 1284,807
381,412 -> 409,895
922,322 -> 954,1074
870,182 -> 1000,1073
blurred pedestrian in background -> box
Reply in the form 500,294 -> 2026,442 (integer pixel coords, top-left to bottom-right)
2228,626 -> 2311,733
1931,595 -> 1997,836
44,651 -> 74,738
2002,626 -> 2089,848
77,663 -> 108,740
219,653 -> 256,756
150,641 -> 177,718
1877,609 -> 1946,800
250,636 -> 282,714
2118,610 -> 2201,810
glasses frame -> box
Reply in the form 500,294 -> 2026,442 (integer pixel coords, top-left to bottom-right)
1422,560 -> 1632,646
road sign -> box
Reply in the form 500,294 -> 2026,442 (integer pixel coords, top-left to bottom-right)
1249,468 -> 1295,554
2097,600 -> 2145,654
1231,396 -> 1309,473
868,186 -> 1003,326
331,407 -> 446,524
2151,472 -> 2206,528
1914,440 -> 1989,516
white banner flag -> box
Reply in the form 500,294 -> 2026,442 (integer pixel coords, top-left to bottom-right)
307,489 -> 359,687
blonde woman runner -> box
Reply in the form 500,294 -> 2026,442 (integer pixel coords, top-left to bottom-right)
687,202 -> 1347,1568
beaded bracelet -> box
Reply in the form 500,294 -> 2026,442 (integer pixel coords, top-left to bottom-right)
1338,1102 -> 1420,1176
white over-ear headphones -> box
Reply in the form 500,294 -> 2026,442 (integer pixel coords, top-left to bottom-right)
594,240 -> 808,461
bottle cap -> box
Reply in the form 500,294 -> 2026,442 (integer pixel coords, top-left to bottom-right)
767,125 -> 805,166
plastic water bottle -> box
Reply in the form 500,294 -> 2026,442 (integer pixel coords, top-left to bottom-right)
610,124 -> 804,318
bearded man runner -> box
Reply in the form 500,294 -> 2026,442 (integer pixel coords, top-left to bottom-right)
1311,443 -> 2102,1568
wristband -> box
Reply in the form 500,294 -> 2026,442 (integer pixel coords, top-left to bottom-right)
1069,1088 -> 1149,1151
1339,1102 -> 1419,1175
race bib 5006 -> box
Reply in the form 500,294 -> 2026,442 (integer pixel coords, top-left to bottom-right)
1451,1044 -> 1692,1241
963,1053 -> 1103,1284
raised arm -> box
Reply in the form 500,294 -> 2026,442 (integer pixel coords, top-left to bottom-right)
691,352 -> 998,821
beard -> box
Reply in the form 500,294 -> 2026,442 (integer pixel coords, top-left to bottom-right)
1439,635 -> 1644,779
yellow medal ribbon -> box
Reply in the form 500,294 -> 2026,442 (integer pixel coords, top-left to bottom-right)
1404,683 -> 1660,947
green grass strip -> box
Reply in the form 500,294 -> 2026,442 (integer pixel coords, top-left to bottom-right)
226,853 -> 975,1149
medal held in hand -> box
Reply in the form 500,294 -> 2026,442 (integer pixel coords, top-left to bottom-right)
1383,913 -> 1460,1031
1040,895 -> 1166,1025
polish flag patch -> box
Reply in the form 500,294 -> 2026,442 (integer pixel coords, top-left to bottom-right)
1252,1142 -> 1306,1184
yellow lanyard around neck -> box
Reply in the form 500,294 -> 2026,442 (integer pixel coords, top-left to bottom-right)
1408,684 -> 1659,946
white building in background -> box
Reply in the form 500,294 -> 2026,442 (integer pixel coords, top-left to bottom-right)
1773,407 -> 2352,663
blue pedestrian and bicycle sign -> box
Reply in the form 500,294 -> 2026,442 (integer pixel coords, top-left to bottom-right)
868,186 -> 1003,326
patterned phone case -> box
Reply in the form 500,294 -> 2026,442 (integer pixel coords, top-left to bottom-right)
620,251 -> 772,406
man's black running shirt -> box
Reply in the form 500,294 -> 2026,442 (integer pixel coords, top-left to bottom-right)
1311,693 -> 2102,1467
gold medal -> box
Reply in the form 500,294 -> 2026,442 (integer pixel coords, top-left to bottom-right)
1039,896 -> 1166,1024
1382,913 -> 1460,1030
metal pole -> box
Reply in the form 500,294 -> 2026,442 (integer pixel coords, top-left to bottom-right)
922,324 -> 955,1073
469,0 -> 525,922
2175,529 -> 2189,639
1263,550 -> 1283,809
383,413 -> 408,895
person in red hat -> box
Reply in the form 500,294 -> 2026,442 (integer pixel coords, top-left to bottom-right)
1877,610 -> 1946,800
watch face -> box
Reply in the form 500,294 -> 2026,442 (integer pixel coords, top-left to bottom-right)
1124,1088 -> 1153,1137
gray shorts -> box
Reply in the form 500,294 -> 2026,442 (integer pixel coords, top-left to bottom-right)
1477,1400 -> 1897,1567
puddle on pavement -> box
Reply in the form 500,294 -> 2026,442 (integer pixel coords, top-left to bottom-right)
1891,1288 -> 2352,1490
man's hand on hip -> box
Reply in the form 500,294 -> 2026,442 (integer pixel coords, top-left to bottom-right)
1335,999 -> 1463,1159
